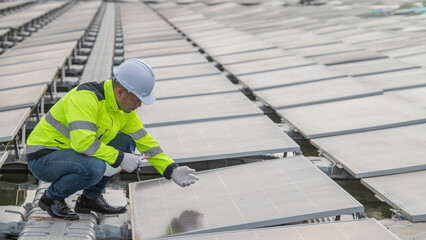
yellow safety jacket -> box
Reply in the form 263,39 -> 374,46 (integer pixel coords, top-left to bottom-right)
26,80 -> 177,179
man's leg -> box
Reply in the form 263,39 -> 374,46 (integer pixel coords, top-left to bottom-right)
28,149 -> 106,219
75,132 -> 135,214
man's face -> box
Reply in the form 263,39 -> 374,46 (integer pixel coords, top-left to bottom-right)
116,88 -> 142,113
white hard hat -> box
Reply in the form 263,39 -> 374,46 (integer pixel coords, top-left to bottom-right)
113,58 -> 156,105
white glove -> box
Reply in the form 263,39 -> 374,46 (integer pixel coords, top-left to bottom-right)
171,166 -> 199,187
120,153 -> 142,173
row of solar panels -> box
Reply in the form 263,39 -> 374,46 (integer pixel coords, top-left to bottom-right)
0,0 -> 70,53
6,1 -> 358,239
0,0 -> 103,166
0,0 -> 35,16
150,0 -> 426,224
0,0 -> 419,238
118,2 -> 400,239
119,3 -> 300,165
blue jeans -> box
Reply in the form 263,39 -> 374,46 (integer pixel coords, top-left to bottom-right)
28,133 -> 135,200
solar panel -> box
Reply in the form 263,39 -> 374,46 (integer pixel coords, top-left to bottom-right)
138,91 -> 263,127
168,219 -> 399,240
309,51 -> 386,66
204,41 -> 275,57
213,48 -> 288,65
362,171 -> 426,222
311,124 -> 426,178
154,63 -> 221,81
328,59 -> 418,77
340,32 -> 391,44
124,34 -> 183,45
0,84 -> 47,112
399,53 -> 426,67
223,56 -> 315,76
388,87 -> 426,108
237,65 -> 345,91
4,41 -> 76,58
0,58 -> 64,76
125,29 -> 177,37
189,30 -> 248,44
130,155 -> 363,239
359,68 -> 426,91
141,115 -> 299,164
154,75 -> 238,99
125,40 -> 193,52
288,43 -> 363,58
125,45 -> 198,58
277,95 -> 426,139
357,37 -> 417,52
144,53 -> 209,68
0,49 -> 72,67
323,28 -> 366,40
17,31 -> 85,48
275,35 -> 341,50
311,25 -> 354,35
0,69 -> 56,91
383,45 -> 426,58
0,108 -> 31,142
254,77 -> 382,109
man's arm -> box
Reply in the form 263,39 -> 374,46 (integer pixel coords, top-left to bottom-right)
63,92 -> 123,167
120,111 -> 177,178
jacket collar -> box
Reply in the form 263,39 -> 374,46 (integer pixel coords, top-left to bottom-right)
104,80 -> 121,112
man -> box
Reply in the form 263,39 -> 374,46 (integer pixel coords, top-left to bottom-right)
26,59 -> 199,220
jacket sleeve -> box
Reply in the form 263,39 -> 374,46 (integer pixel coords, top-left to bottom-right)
120,111 -> 177,179
63,92 -> 123,167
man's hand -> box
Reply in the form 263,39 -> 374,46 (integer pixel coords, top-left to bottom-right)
171,166 -> 199,187
120,153 -> 142,172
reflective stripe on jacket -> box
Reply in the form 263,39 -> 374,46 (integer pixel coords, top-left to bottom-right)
27,80 -> 177,178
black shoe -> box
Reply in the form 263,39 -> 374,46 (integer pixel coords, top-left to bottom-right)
38,192 -> 80,220
74,194 -> 127,214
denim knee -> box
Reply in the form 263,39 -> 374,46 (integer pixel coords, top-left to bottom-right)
83,158 -> 106,185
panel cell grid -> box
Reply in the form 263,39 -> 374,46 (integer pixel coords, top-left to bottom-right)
130,156 -> 363,239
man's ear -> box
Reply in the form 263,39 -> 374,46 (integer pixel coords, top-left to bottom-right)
116,87 -> 126,98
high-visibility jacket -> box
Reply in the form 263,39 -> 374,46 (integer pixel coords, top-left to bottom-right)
26,80 -> 177,179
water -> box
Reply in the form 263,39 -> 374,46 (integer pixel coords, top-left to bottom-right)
336,179 -> 393,220
0,172 -> 38,206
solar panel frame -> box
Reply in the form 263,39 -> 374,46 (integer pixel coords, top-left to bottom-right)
144,53 -> 209,68
0,108 -> 31,143
130,155 -> 363,239
328,58 -> 419,77
0,68 -> 56,91
223,56 -> 316,76
277,94 -> 426,139
154,63 -> 221,81
138,91 -> 264,127
166,219 -> 400,240
0,151 -> 8,168
154,74 -> 238,99
237,64 -> 345,91
311,124 -> 426,178
0,84 -> 47,112
253,77 -> 383,109
362,171 -> 426,222
140,115 -> 299,164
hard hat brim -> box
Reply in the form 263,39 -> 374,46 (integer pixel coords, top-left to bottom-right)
138,92 -> 156,105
